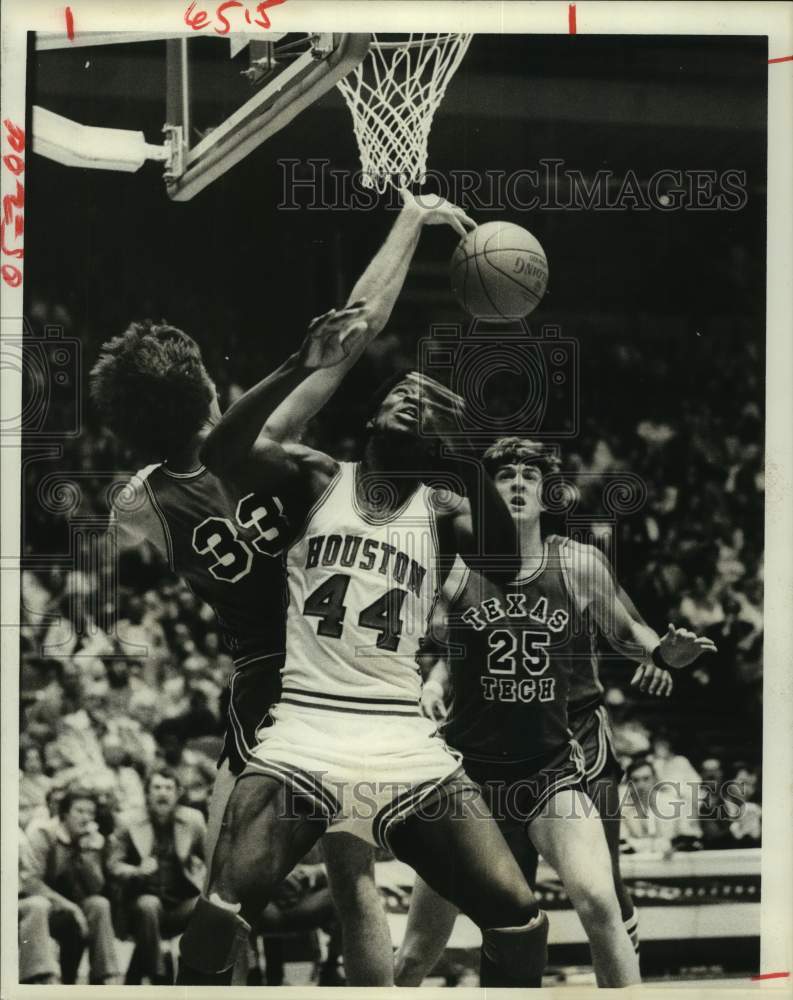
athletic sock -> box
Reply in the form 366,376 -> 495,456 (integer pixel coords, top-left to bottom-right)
480,910 -> 549,987
623,909 -> 640,955
176,894 -> 251,986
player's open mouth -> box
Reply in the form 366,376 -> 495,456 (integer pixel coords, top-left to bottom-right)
397,405 -> 419,422
510,495 -> 526,508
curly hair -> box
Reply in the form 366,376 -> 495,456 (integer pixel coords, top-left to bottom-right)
89,320 -> 214,462
482,436 -> 562,478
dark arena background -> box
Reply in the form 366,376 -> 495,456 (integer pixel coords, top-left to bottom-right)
19,32 -> 765,986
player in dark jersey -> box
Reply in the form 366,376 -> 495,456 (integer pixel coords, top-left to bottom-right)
90,192 -> 485,987
89,310 -> 371,981
394,437 -> 716,988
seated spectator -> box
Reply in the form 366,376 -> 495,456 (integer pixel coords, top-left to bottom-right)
604,688 -> 651,760
250,845 -> 343,987
649,731 -> 702,824
21,659 -> 67,745
113,688 -> 161,772
157,737 -> 217,817
18,807 -> 59,984
25,788 -> 121,984
621,757 -> 703,856
155,686 -> 219,746
108,769 -> 205,984
101,734 -> 146,817
727,762 -> 762,847
19,744 -> 53,826
42,592 -> 114,665
679,575 -> 725,632
116,593 -> 169,689
201,631 -> 234,686
105,658 -> 134,716
697,757 -> 736,849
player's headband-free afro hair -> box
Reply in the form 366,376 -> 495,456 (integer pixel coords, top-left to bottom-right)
364,368 -> 416,424
482,437 -> 562,478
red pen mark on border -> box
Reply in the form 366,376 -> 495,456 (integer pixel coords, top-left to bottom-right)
568,4 -> 577,34
768,55 -> 793,64
65,6 -> 75,41
185,0 -> 286,32
752,972 -> 790,981
1,118 -> 25,288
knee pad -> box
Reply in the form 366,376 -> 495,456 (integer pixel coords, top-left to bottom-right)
482,909 -> 549,985
178,895 -> 251,975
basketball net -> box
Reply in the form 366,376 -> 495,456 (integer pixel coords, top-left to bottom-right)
337,33 -> 472,193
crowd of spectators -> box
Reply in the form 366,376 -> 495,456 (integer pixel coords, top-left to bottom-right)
17,296 -> 763,983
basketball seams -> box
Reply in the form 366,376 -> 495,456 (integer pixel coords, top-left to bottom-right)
482,228 -> 547,302
452,223 -> 547,318
473,236 -> 508,318
452,247 -> 543,310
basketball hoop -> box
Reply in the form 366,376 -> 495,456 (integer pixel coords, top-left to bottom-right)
337,33 -> 472,193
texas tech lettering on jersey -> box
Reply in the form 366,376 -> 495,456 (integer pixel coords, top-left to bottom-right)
461,591 -> 571,706
443,535 -> 597,764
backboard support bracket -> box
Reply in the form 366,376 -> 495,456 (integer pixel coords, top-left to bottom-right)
164,33 -> 371,201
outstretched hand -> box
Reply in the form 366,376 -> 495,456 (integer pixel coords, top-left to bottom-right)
657,623 -> 718,669
401,188 -> 476,239
298,300 -> 369,370
630,661 -> 673,697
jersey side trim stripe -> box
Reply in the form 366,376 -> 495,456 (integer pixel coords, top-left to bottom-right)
142,477 -> 175,571
281,696 -> 420,717
374,765 -> 465,852
243,758 -> 340,820
281,686 -> 418,707
228,671 -> 274,758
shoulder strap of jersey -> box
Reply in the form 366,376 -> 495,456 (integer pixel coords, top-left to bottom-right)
114,464 -> 172,568
442,553 -> 470,606
289,460 -> 346,548
555,535 -> 587,618
140,470 -> 176,570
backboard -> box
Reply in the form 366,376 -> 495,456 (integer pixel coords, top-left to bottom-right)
31,32 -> 371,201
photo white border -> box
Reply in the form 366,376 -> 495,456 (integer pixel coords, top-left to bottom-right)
2,1 -> 791,996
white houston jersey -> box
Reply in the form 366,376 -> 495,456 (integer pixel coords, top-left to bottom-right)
282,462 -> 441,710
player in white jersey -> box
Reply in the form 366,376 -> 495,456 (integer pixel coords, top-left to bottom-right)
97,192 -> 479,986
177,313 -> 551,984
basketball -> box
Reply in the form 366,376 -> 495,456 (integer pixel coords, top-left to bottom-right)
450,221 -> 549,319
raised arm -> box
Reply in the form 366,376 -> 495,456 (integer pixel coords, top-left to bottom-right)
199,308 -> 367,490
264,191 -> 475,442
569,542 -> 717,672
437,458 -> 520,582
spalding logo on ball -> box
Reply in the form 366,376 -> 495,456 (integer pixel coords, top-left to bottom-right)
450,221 -> 548,319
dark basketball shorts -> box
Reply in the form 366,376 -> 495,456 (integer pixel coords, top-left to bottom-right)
460,737 -> 587,830
220,653 -> 284,776
568,697 -> 624,785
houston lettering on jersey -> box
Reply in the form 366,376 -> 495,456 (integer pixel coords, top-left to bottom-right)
304,533 -> 427,597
